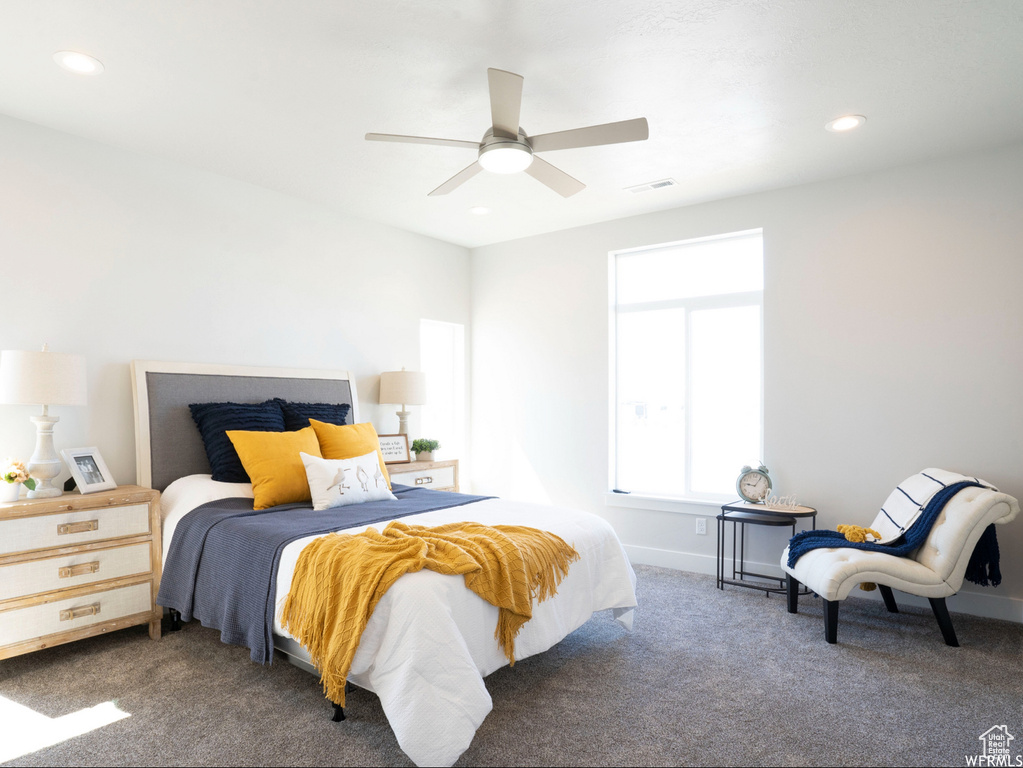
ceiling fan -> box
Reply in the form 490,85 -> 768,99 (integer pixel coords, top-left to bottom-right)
366,68 -> 649,198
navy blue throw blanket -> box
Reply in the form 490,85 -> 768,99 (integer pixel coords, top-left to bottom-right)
964,523 -> 1001,587
158,485 -> 493,664
787,481 -> 1001,587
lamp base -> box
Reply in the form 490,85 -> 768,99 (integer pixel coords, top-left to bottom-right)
395,408 -> 410,436
27,414 -> 63,498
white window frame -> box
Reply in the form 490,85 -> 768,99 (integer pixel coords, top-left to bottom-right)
606,229 -> 764,511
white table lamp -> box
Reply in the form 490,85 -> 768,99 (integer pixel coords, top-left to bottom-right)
378,367 -> 426,436
0,345 -> 87,498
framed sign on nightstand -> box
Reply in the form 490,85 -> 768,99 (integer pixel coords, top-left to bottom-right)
378,434 -> 412,464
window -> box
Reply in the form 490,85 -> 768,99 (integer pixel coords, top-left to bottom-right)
610,230 -> 763,500
419,319 -> 466,460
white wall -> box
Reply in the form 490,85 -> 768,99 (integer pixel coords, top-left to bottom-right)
471,142 -> 1023,621
0,115 -> 471,487
3,110 -> 1019,623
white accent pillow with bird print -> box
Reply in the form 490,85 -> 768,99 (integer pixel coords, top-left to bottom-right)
301,450 -> 396,511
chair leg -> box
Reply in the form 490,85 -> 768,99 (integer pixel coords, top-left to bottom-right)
878,585 -> 899,613
929,598 -> 960,647
786,574 -> 799,613
824,599 -> 839,644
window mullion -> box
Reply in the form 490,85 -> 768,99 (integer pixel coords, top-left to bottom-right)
617,291 -> 762,314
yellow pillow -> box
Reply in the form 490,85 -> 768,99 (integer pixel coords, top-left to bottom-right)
309,420 -> 391,488
227,427 -> 322,510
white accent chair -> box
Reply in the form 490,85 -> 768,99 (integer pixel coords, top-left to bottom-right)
782,485 -> 1018,645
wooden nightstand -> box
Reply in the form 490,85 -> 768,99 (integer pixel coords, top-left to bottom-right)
388,459 -> 459,492
0,485 -> 163,660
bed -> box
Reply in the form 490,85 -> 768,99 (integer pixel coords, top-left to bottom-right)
131,360 -> 638,767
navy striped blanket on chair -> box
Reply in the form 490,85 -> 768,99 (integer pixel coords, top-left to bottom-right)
786,469 -> 1003,586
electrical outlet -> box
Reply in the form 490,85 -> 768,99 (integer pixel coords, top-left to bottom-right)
696,518 -> 707,535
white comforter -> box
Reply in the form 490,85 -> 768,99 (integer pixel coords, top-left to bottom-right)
161,476 -> 638,767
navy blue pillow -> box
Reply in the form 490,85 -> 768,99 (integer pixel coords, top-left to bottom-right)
277,400 -> 351,431
188,400 -> 286,483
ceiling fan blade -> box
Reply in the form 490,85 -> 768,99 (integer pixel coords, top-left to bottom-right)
528,117 -> 649,153
365,133 -> 479,150
487,68 -> 524,139
428,162 -> 484,196
524,156 -> 585,198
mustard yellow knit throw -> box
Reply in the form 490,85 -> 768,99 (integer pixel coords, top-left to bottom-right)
280,520 -> 580,706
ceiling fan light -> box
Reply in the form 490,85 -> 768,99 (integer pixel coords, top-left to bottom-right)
478,144 -> 533,174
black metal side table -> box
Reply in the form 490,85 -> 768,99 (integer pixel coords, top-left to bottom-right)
717,501 -> 817,594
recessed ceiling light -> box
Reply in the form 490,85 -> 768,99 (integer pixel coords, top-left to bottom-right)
53,51 -> 104,75
469,207 -> 491,215
825,115 -> 866,133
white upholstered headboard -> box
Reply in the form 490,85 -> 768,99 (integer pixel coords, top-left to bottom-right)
130,361 -> 360,491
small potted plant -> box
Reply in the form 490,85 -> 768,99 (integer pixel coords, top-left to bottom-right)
2,459 -> 36,503
411,439 -> 440,463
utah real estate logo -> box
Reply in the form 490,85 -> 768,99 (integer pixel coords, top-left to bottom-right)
966,726 -> 1021,767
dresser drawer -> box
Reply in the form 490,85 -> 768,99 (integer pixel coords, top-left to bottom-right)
0,542 -> 152,602
390,465 -> 456,489
0,582 -> 153,647
0,503 -> 151,556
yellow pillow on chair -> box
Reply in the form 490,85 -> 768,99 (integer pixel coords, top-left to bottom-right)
309,420 -> 391,489
227,426 -> 322,510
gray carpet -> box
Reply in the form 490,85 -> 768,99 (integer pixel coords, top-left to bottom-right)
2,565 -> 1020,767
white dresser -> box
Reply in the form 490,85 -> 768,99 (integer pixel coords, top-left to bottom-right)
0,485 -> 162,660
388,458 -> 459,493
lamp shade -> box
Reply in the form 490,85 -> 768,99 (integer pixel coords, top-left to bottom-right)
379,369 -> 427,406
0,350 -> 87,406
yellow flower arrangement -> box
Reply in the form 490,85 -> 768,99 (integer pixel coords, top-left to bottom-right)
3,459 -> 37,491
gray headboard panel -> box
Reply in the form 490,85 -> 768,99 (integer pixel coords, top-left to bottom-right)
131,362 -> 359,491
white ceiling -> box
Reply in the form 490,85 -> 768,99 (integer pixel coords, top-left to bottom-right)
1,1 -> 1022,248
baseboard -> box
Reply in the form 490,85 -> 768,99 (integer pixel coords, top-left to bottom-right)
623,544 -> 720,577
624,544 -> 1023,624
886,589 -> 1023,624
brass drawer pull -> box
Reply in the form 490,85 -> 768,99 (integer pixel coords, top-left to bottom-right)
58,561 -> 101,579
415,476 -> 434,485
57,520 -> 99,536
60,603 -> 101,621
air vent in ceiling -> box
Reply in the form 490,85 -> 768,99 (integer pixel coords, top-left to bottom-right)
625,178 -> 678,194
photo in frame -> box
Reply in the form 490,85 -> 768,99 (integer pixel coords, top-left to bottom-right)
378,434 -> 412,464
61,447 -> 117,494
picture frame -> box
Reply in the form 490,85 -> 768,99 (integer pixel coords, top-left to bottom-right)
61,447 -> 117,494
377,434 -> 412,465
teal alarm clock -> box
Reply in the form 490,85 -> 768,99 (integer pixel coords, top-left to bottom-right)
736,464 -> 772,503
